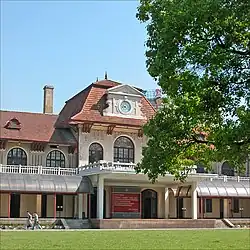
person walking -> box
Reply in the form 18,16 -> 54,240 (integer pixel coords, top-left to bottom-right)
32,212 -> 42,230
26,211 -> 32,230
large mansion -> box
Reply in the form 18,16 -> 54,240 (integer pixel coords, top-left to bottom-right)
0,76 -> 249,221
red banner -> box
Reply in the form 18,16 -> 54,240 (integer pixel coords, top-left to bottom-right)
112,193 -> 140,213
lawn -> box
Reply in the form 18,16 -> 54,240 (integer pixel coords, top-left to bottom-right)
0,229 -> 249,249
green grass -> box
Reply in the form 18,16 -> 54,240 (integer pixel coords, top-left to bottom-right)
0,230 -> 249,249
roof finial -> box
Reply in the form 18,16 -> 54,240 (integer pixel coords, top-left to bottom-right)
96,77 -> 99,82
104,71 -> 108,80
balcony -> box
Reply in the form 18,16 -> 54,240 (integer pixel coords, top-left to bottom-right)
79,161 -> 198,176
0,164 -> 79,176
79,161 -> 250,182
79,161 -> 136,174
0,164 -> 249,182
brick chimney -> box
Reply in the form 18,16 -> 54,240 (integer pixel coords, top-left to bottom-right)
43,85 -> 54,114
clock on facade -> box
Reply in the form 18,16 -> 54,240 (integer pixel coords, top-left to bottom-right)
119,100 -> 132,114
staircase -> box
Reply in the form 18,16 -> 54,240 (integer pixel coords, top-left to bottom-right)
63,219 -> 91,229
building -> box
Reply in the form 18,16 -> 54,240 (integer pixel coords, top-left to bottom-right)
0,76 -> 249,221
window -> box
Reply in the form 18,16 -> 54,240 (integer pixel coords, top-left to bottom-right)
221,162 -> 234,176
233,198 -> 239,213
205,199 -> 212,213
4,118 -> 21,130
113,136 -> 134,163
7,148 -> 27,165
89,143 -> 103,163
46,150 -> 65,168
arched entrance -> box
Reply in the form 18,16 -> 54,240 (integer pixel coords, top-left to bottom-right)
141,189 -> 157,219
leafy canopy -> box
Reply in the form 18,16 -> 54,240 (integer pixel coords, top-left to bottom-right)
136,0 -> 250,182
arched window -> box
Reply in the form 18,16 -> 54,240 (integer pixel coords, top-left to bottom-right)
7,148 -> 27,165
221,161 -> 234,176
46,150 -> 65,168
113,136 -> 134,163
89,143 -> 103,163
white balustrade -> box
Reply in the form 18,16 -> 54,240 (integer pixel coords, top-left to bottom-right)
0,163 -> 249,181
213,175 -> 250,182
0,164 -> 79,176
79,161 -> 136,173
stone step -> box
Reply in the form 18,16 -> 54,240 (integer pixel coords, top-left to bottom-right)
64,219 -> 91,229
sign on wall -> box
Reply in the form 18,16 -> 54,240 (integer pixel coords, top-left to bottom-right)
111,187 -> 141,218
112,193 -> 140,213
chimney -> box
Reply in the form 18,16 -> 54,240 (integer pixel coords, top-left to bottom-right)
43,85 -> 54,114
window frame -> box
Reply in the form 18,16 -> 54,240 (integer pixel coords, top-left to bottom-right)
88,143 -> 104,164
205,199 -> 212,213
46,150 -> 65,168
7,148 -> 27,166
113,136 -> 135,163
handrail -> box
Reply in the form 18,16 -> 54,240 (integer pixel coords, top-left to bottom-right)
0,164 -> 79,176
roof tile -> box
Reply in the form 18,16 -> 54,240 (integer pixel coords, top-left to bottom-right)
0,110 -> 76,145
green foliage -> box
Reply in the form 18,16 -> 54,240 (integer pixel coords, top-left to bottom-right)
136,0 -> 250,181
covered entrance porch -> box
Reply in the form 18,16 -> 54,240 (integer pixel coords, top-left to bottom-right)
81,169 -> 214,220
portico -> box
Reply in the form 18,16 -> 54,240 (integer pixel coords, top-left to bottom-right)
79,162 -> 213,220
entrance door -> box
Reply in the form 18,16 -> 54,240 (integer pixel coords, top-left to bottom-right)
141,189 -> 158,219
10,193 -> 20,218
88,188 -> 106,218
220,199 -> 224,219
41,194 -> 47,218
177,197 -> 184,219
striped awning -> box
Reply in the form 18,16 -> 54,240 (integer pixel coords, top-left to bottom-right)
0,173 -> 93,194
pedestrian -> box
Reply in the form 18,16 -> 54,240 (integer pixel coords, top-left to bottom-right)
32,212 -> 42,230
26,211 -> 32,230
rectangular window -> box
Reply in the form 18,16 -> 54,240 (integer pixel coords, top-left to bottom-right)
233,198 -> 239,213
205,199 -> 212,213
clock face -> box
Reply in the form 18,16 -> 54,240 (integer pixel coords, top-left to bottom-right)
120,101 -> 131,114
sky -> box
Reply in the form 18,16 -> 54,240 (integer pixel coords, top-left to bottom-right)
1,0 -> 157,114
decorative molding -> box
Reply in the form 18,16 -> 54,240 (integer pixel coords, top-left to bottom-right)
4,118 -> 21,130
82,123 -> 93,133
30,142 -> 45,152
68,146 -> 76,154
0,140 -> 7,150
138,129 -> 143,138
107,125 -> 116,135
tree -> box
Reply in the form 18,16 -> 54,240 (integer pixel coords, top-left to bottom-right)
136,0 -> 250,182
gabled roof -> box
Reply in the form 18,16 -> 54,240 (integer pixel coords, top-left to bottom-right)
0,110 -> 76,145
57,79 -> 156,128
107,84 -> 144,96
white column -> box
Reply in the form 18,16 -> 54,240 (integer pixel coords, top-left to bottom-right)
78,193 -> 83,219
83,194 -> 88,218
164,188 -> 169,219
191,183 -> 198,219
74,195 -> 78,218
97,175 -> 104,219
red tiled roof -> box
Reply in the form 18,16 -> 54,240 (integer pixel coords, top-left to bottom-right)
57,79 -> 156,128
0,110 -> 76,145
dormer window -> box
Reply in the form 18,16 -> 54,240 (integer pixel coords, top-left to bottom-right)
4,118 -> 21,130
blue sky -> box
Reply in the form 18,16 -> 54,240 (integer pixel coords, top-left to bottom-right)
1,0 -> 157,114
